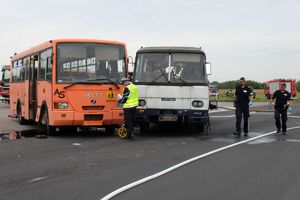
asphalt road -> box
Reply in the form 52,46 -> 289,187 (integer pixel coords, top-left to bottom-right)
0,102 -> 299,200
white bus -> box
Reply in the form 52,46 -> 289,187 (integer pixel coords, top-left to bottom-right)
133,47 -> 213,134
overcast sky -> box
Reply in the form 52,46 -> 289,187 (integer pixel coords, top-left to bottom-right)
0,0 -> 299,82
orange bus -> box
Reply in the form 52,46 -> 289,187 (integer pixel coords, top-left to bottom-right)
10,39 -> 128,135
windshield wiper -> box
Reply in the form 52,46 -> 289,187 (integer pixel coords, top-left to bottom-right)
64,81 -> 103,89
173,76 -> 187,84
87,78 -> 120,89
150,68 -> 169,84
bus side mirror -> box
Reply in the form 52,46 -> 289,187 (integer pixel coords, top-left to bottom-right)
205,62 -> 212,75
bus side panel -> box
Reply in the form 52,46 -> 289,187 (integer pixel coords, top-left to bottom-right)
35,81 -> 52,122
9,83 -> 18,115
9,83 -> 26,117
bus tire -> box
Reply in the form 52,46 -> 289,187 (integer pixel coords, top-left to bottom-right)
17,104 -> 26,125
105,126 -> 116,135
43,108 -> 56,136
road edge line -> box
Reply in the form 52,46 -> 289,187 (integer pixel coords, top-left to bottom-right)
100,125 -> 300,200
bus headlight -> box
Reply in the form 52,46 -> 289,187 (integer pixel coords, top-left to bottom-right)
54,102 -> 68,109
192,100 -> 204,108
139,100 -> 146,107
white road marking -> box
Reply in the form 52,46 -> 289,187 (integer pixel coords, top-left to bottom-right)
285,139 -> 300,143
28,176 -> 48,183
100,125 -> 300,200
209,108 -> 228,113
210,111 -> 256,118
248,137 -> 276,144
210,115 -> 236,118
289,115 -> 300,119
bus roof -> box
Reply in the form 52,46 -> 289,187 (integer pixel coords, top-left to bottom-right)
11,39 -> 126,61
136,46 -> 205,55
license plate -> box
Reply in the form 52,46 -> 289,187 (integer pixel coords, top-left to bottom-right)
158,114 -> 178,122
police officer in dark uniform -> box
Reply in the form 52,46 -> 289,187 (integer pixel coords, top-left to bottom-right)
233,77 -> 253,137
269,83 -> 291,135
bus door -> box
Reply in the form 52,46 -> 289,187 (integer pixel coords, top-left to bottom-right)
29,54 -> 39,120
23,57 -> 30,120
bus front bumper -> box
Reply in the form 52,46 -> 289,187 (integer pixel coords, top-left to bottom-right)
136,108 -> 209,124
50,109 -> 124,126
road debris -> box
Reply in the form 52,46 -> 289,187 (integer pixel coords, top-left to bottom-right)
36,135 -> 48,139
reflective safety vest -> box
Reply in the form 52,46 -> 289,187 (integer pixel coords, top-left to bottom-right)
123,83 -> 139,108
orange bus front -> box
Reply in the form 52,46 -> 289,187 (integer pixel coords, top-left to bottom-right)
48,41 -> 127,129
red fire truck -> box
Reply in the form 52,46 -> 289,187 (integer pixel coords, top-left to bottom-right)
0,65 -> 10,103
264,79 -> 297,99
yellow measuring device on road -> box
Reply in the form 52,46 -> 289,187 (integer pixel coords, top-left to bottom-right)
117,124 -> 128,139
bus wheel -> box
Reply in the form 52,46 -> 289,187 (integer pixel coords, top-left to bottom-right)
43,109 -> 56,136
17,105 -> 26,125
105,126 -> 116,135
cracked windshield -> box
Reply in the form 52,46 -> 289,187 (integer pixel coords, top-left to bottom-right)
134,53 -> 207,84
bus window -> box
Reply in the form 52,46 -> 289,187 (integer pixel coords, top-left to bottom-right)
56,43 -> 126,83
46,56 -> 52,81
171,53 -> 205,83
3,69 -> 10,82
39,57 -> 47,79
40,49 -> 52,80
24,58 -> 30,80
12,60 -> 25,82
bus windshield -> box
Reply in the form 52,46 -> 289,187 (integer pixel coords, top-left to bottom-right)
56,43 -> 126,83
134,53 -> 207,85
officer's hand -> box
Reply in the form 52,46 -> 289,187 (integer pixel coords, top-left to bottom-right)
248,101 -> 253,107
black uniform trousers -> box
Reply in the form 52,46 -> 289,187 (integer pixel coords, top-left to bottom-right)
235,103 -> 250,134
124,107 -> 137,138
274,108 -> 287,132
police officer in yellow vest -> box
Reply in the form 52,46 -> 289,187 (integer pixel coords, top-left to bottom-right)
118,78 -> 139,139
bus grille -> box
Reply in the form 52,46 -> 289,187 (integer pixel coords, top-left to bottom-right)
82,106 -> 105,110
84,114 -> 103,121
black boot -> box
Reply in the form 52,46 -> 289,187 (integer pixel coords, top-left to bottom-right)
233,132 -> 241,137
276,129 -> 281,133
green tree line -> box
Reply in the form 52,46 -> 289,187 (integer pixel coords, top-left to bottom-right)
212,80 -> 300,91
211,80 -> 265,89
